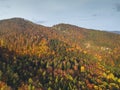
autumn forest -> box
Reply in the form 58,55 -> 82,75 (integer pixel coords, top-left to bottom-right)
0,18 -> 120,90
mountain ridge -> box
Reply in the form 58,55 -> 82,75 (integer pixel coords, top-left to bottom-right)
1,17 -> 120,33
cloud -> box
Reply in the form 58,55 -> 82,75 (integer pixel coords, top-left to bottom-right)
0,5 -> 11,9
92,14 -> 97,17
35,20 -> 46,24
31,18 -> 46,24
115,3 -> 120,12
0,0 -> 8,1
4,5 -> 11,8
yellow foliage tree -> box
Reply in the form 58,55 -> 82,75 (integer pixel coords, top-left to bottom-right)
81,66 -> 85,72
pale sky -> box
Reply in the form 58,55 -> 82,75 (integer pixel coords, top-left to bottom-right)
0,0 -> 120,31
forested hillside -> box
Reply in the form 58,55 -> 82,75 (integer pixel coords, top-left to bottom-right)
0,18 -> 120,90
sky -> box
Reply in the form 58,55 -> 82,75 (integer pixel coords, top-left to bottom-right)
0,0 -> 120,31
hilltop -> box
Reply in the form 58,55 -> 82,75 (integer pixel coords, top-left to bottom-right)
0,18 -> 120,89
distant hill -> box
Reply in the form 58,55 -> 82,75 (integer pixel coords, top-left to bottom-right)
110,31 -> 120,34
0,18 -> 120,89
